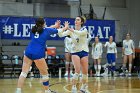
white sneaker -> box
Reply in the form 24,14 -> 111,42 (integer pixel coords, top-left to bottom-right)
45,89 -> 55,93
15,88 -> 21,93
101,72 -> 108,77
72,85 -> 77,93
120,72 -> 125,76
80,85 -> 91,93
94,72 -> 98,77
45,89 -> 51,93
30,73 -> 34,77
94,73 -> 97,77
64,72 -> 68,77
128,73 -> 132,77
96,72 -> 100,77
79,73 -> 82,77
70,72 -> 74,77
15,91 -> 21,93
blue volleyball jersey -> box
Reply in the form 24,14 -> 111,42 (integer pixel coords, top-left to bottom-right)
25,28 -> 58,60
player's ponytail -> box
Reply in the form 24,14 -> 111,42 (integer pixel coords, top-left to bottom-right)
32,18 -> 45,34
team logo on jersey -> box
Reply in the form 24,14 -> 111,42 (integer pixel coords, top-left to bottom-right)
125,45 -> 128,48
109,47 -> 113,50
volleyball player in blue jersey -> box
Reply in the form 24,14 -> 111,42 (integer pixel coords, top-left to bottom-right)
15,18 -> 69,93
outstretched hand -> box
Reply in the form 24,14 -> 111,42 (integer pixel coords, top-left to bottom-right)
63,21 -> 70,31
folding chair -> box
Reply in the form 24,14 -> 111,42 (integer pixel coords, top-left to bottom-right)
1,55 -> 13,78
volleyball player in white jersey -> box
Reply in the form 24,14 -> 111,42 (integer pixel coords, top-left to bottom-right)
64,36 -> 73,77
91,36 -> 103,77
121,33 -> 135,76
59,16 -> 90,93
104,36 -> 117,76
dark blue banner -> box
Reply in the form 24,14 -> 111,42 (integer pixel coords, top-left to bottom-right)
0,16 -> 115,41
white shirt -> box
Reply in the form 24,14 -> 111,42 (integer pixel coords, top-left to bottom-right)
91,42 -> 103,57
123,39 -> 135,55
104,42 -> 117,53
64,37 -> 72,52
59,27 -> 89,53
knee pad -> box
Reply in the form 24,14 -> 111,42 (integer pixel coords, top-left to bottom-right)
73,73 -> 79,80
129,64 -> 132,68
112,62 -> 116,66
43,81 -> 49,86
70,62 -> 73,65
42,74 -> 49,81
20,72 -> 27,78
82,74 -> 88,81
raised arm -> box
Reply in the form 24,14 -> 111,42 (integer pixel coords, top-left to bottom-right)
69,28 -> 88,36
57,21 -> 71,37
49,20 -> 61,28
46,21 -> 69,36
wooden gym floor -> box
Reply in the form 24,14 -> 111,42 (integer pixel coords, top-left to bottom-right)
0,77 -> 140,93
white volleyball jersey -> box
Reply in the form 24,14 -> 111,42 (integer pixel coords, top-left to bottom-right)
87,33 -> 92,45
64,37 -> 72,53
123,39 -> 135,55
104,42 -> 117,53
59,27 -> 89,53
91,42 -> 103,59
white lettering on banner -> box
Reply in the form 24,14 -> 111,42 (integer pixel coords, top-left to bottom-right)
13,24 -> 35,37
31,24 -> 35,29
104,27 -> 110,39
3,25 -> 14,34
22,24 -> 31,37
88,26 -> 95,38
2,23 -> 112,39
13,24 -> 21,37
96,26 -> 103,38
87,26 -> 111,39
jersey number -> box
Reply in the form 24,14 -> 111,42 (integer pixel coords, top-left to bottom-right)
34,32 -> 39,38
76,38 -> 79,43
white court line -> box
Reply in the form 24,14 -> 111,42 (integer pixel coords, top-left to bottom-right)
63,83 -> 72,93
97,89 -> 140,93
63,77 -> 128,93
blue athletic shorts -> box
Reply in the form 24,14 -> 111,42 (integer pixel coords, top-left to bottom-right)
107,53 -> 116,64
71,51 -> 88,59
25,51 -> 45,60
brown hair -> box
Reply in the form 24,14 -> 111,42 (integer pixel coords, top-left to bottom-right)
32,18 -> 45,34
77,16 -> 86,26
93,36 -> 99,47
126,32 -> 131,36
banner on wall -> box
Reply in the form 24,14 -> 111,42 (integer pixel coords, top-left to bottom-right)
0,16 -> 115,42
